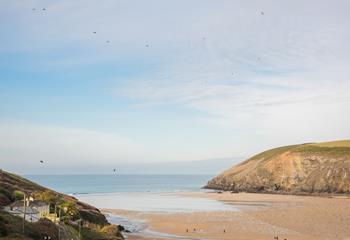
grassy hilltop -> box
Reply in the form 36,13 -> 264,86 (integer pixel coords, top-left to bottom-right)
0,170 -> 124,240
205,140 -> 350,194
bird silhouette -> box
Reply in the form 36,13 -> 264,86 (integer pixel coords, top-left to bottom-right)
106,40 -> 110,43
40,160 -> 44,164
32,8 -> 36,11
261,11 -> 264,15
93,32 -> 96,34
42,8 -> 46,11
145,44 -> 149,48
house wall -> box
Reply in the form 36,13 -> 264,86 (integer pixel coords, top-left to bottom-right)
4,203 -> 52,223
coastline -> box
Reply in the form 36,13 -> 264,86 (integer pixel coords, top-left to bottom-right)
103,192 -> 350,240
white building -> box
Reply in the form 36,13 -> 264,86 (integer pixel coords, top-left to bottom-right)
4,200 -> 58,223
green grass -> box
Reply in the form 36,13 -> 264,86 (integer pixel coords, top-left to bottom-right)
292,140 -> 350,156
244,140 -> 350,162
245,144 -> 299,163
312,140 -> 350,148
293,145 -> 350,156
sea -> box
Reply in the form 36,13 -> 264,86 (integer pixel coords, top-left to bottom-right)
25,174 -> 234,212
26,174 -> 213,195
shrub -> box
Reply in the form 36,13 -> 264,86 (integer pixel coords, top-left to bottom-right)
0,186 -> 13,201
101,224 -> 118,235
35,190 -> 60,204
79,209 -> 109,226
0,193 -> 12,206
0,215 -> 8,236
59,201 -> 79,221
12,190 -> 24,201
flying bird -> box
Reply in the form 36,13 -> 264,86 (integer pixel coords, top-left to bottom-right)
113,169 -> 116,172
106,40 -> 110,43
145,44 -> 149,48
32,8 -> 36,11
40,160 -> 44,164
93,32 -> 96,34
261,11 -> 264,15
42,8 -> 46,11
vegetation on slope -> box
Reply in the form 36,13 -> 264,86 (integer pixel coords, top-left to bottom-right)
0,170 -> 124,240
0,210 -> 58,239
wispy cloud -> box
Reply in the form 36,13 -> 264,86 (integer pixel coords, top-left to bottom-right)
109,0 -> 350,131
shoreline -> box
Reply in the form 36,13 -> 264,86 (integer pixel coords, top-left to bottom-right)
103,191 -> 350,240
202,187 -> 350,198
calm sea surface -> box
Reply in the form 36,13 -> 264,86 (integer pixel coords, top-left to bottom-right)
26,174 -> 213,195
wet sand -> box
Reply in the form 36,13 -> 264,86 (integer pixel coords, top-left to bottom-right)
104,192 -> 350,240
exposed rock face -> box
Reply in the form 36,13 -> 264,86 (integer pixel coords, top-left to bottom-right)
205,140 -> 350,194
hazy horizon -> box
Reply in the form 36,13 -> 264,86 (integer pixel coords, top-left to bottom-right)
1,0 -> 350,174
5,157 -> 241,175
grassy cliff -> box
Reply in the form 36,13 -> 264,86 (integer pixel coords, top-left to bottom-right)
205,140 -> 350,194
0,170 -> 124,240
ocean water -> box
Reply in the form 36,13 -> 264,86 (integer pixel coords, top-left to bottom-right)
77,192 -> 235,212
26,174 -> 213,195
25,174 -> 235,213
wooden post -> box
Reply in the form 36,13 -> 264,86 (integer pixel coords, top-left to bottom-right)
58,208 -> 61,240
79,219 -> 81,240
22,193 -> 26,237
54,204 -> 57,224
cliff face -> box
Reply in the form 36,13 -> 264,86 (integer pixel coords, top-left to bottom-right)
205,140 -> 350,194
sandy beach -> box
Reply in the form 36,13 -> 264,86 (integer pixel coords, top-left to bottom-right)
104,192 -> 350,240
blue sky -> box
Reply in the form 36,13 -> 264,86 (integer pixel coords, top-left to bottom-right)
1,0 -> 350,174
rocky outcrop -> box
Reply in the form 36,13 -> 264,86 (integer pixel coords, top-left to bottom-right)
205,140 -> 350,194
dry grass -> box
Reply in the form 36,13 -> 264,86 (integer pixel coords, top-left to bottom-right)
312,140 -> 350,148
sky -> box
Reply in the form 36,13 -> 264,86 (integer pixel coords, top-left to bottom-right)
1,0 -> 350,174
